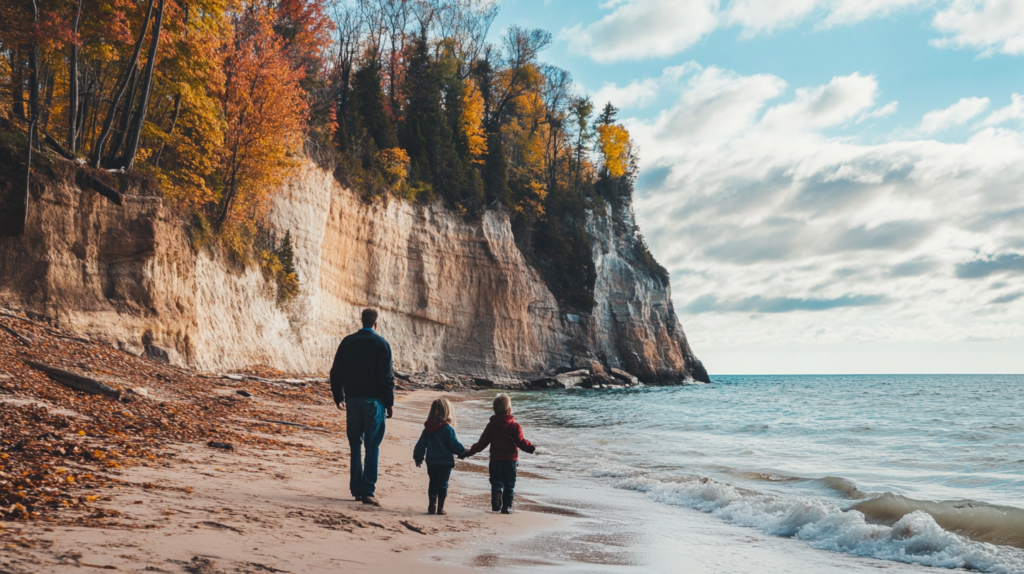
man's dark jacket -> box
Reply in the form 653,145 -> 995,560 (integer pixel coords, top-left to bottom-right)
330,328 -> 395,408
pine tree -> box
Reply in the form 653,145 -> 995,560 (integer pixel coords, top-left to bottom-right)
274,231 -> 299,301
597,102 -> 618,126
351,53 -> 397,152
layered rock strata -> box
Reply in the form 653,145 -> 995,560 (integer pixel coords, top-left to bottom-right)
0,163 -> 708,383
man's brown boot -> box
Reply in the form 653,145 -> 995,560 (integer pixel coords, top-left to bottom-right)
427,496 -> 437,514
362,495 -> 380,506
436,495 -> 447,516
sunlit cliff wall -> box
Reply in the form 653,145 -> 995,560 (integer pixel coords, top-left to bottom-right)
0,163 -> 707,383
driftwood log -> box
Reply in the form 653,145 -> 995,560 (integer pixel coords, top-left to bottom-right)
0,323 -> 33,347
21,359 -> 122,399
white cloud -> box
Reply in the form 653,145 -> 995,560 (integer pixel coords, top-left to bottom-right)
562,0 -> 1024,65
859,101 -> 899,122
760,73 -> 879,131
914,97 -> 990,135
589,63 -> 698,110
560,0 -> 719,63
620,64 -> 1024,369
931,0 -> 1024,56
630,66 -> 787,150
727,0 -> 931,36
983,93 -> 1024,126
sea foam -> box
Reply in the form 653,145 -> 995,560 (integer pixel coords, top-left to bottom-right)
613,474 -> 1024,573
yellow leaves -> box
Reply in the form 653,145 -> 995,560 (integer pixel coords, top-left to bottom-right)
78,430 -> 85,436
91,450 -> 106,461
377,147 -> 410,187
460,79 -> 487,164
597,123 -> 631,179
85,495 -> 99,502
66,476 -> 75,483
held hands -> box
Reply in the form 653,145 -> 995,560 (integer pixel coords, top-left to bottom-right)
386,406 -> 394,419
336,401 -> 346,411
416,462 -> 422,468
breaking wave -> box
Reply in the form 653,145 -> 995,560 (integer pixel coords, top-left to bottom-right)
612,474 -> 1024,573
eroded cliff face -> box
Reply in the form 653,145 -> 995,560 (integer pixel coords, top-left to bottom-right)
0,163 -> 707,382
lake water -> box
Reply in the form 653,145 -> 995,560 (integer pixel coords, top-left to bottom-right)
458,375 -> 1024,573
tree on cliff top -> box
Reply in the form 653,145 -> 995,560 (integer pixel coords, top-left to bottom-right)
0,0 -> 666,314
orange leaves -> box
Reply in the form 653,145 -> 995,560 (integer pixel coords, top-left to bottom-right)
460,79 -> 487,164
596,123 -> 631,179
217,2 -> 307,252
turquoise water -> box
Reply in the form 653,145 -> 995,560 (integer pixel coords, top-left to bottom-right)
482,375 -> 1024,573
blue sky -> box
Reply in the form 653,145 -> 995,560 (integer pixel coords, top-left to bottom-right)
492,0 -> 1024,374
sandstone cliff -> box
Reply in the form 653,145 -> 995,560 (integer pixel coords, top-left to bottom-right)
0,162 -> 708,383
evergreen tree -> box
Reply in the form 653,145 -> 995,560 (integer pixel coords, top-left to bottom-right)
597,102 -> 618,126
274,231 -> 300,301
351,53 -> 397,152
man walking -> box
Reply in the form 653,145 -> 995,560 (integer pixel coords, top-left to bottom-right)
330,308 -> 395,506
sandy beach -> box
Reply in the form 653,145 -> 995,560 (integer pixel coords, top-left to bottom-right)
1,385 -> 570,573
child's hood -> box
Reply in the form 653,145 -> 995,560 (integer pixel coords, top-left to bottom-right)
424,419 -> 450,434
488,414 -> 516,430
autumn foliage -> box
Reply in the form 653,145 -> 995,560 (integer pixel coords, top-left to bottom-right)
1,0 -> 654,311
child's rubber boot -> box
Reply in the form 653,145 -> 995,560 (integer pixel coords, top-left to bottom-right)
500,503 -> 513,515
491,489 -> 502,512
428,495 -> 437,515
437,495 -> 447,515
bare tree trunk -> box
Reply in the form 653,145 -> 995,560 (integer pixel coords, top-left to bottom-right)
11,48 -> 25,119
25,0 -> 40,230
39,67 -> 55,132
68,0 -> 84,153
91,0 -> 155,167
120,0 -> 166,169
150,92 -> 180,166
106,67 -> 138,164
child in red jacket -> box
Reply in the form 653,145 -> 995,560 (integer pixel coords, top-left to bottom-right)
464,394 -> 536,514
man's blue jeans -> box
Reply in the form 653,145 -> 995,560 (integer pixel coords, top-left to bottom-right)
346,397 -> 386,498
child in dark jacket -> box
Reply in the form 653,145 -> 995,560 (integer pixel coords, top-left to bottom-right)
413,398 -> 467,515
464,394 -> 536,514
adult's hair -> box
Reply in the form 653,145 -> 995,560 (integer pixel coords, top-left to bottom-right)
493,394 -> 511,414
361,308 -> 379,328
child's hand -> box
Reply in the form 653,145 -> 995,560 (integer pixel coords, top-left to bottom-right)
416,462 -> 422,468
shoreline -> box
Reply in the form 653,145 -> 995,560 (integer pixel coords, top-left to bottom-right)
1,313 -> 1008,574
1,382 -> 979,574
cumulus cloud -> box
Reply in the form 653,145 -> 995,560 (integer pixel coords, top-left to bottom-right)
621,64 -> 1024,355
560,0 -> 718,62
589,63 -> 698,110
931,0 -> 1024,56
760,73 -> 879,131
914,97 -> 990,135
984,93 -> 1024,126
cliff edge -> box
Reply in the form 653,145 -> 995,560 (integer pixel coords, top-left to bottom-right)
0,162 -> 708,383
